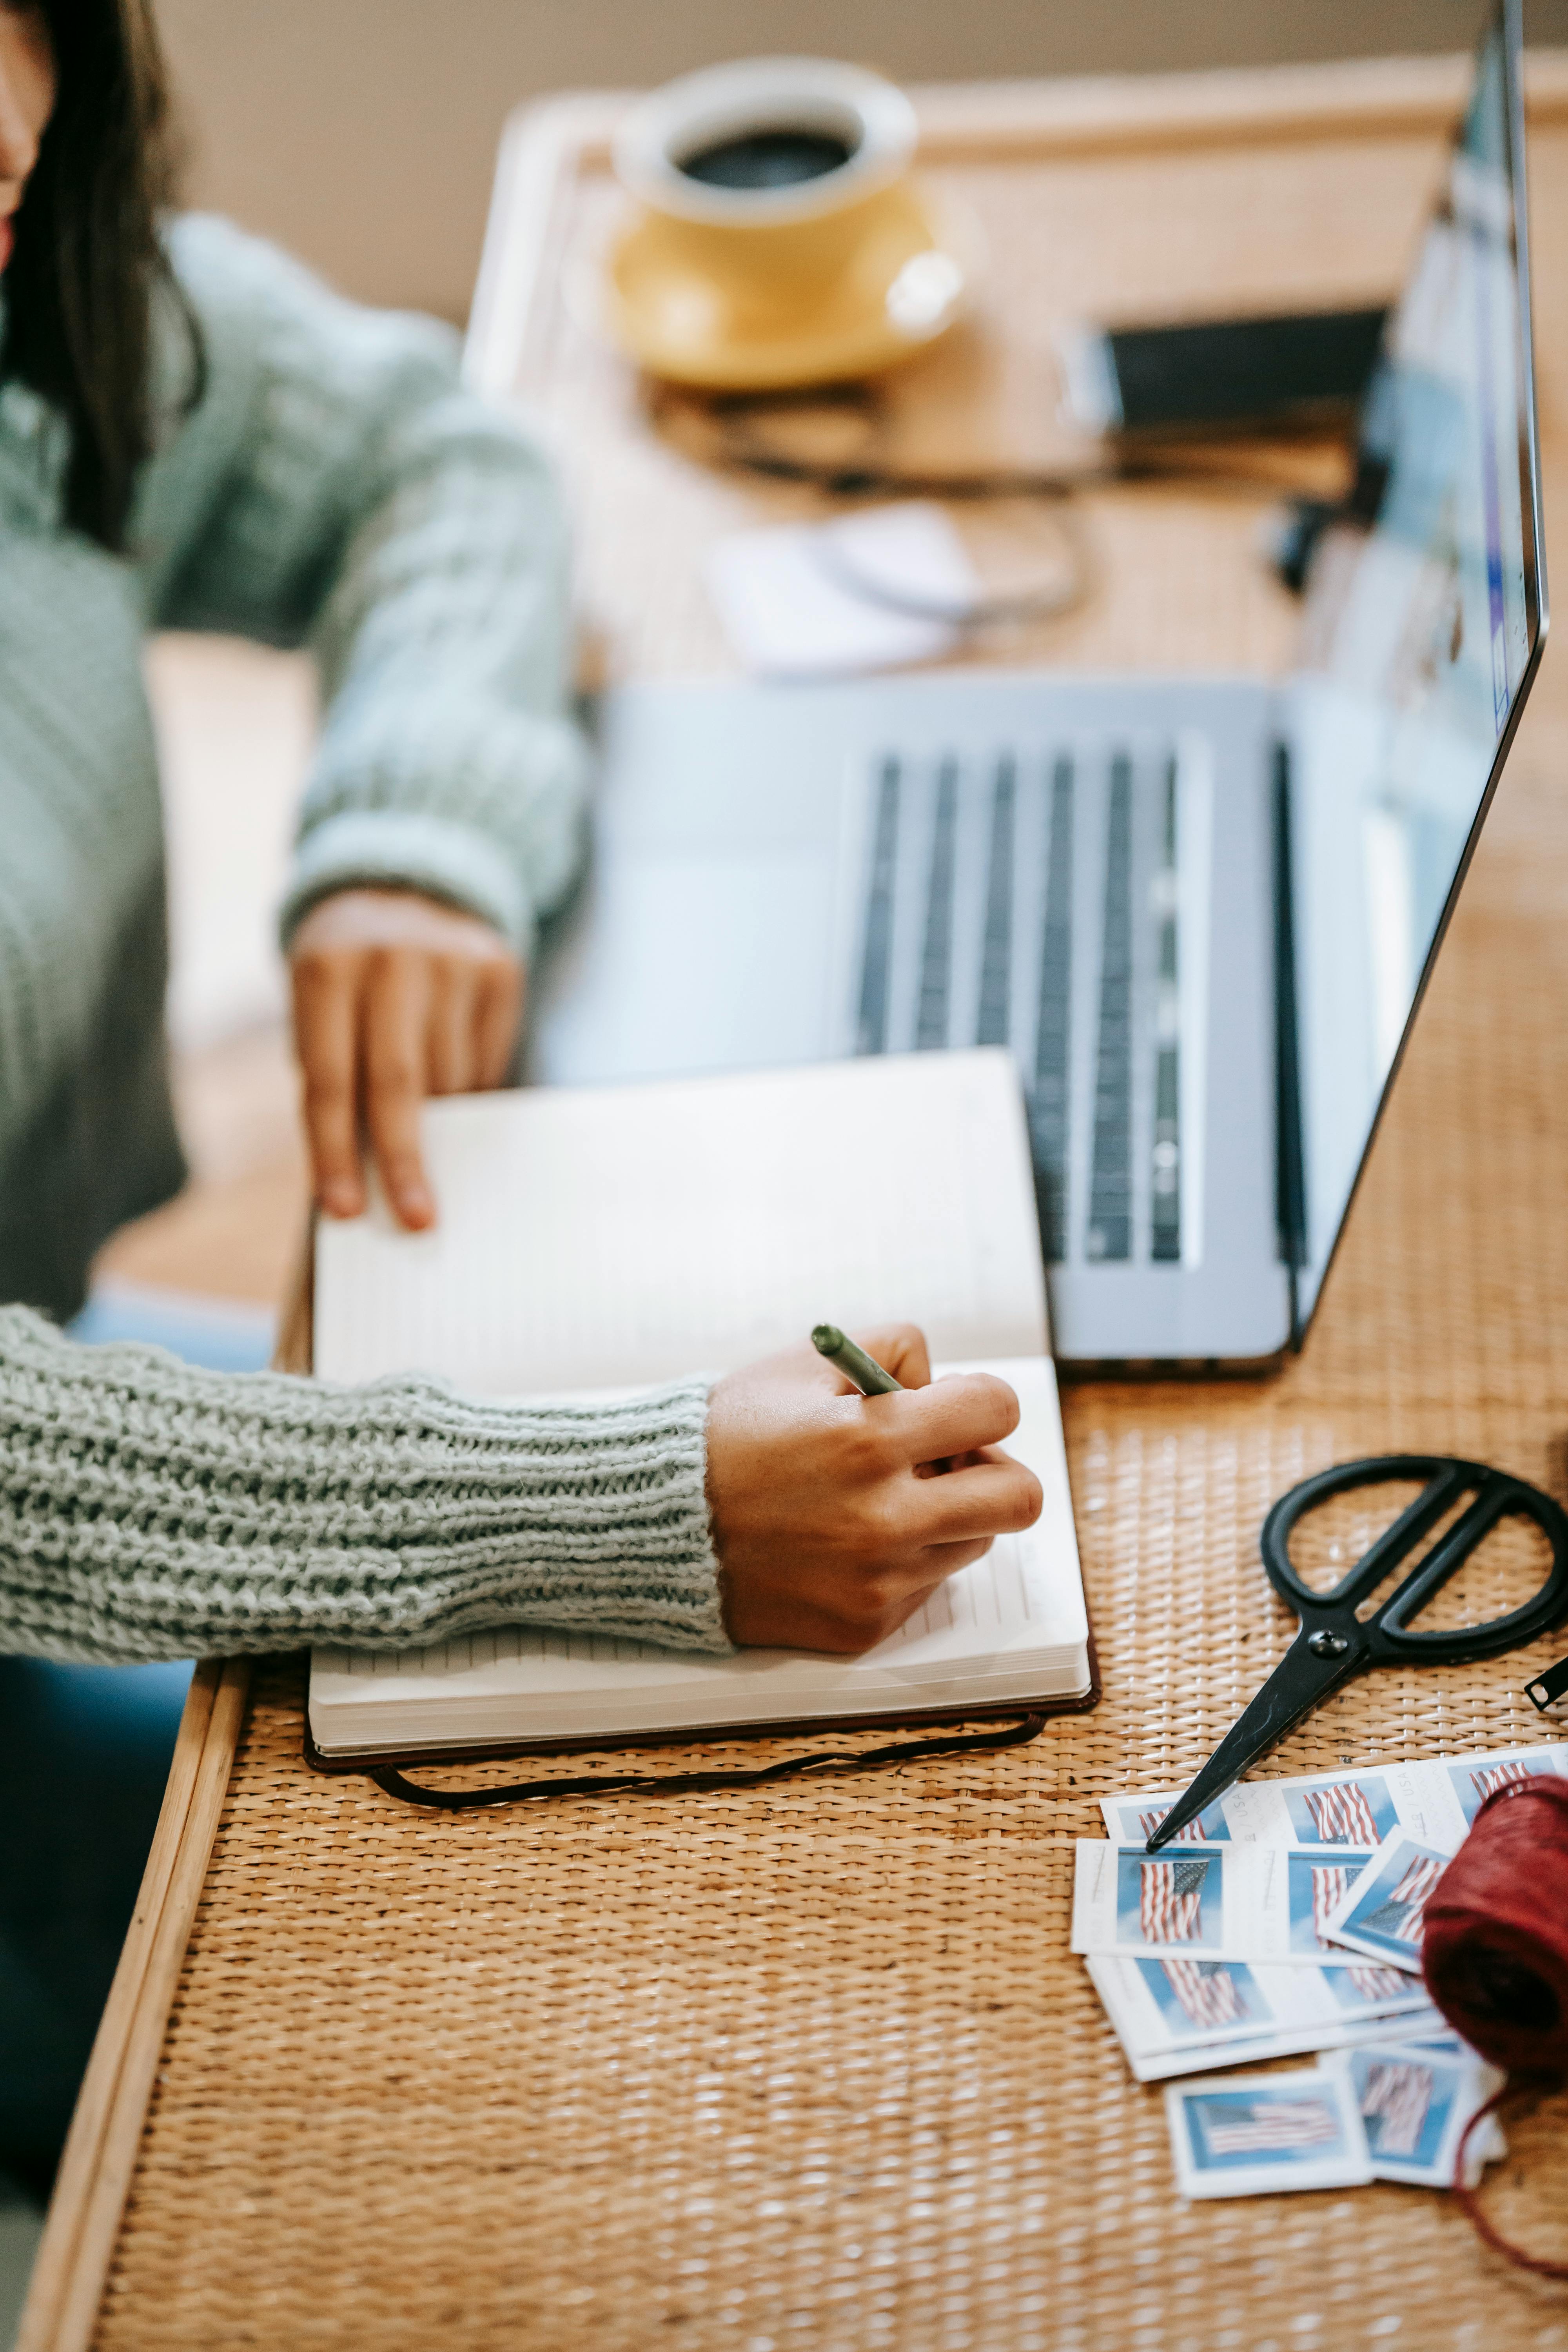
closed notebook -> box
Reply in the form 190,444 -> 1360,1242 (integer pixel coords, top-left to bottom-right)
307,1048 -> 1094,1760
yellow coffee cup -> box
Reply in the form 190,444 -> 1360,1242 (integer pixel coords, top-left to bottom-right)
606,57 -> 971,389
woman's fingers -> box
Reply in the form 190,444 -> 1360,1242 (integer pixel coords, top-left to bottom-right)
428,960 -> 481,1097
363,952 -> 435,1228
475,958 -> 524,1088
298,945 -> 481,1227
879,1371 -> 1022,1466
852,1323 -> 932,1389
706,1342 -> 1045,1654
744,1574 -> 964,1657
286,889 -> 525,1226
904,1456 -> 1044,1548
915,1539 -> 1003,1578
292,954 -> 365,1218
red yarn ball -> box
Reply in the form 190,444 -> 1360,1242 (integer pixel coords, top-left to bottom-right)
1423,1775 -> 1568,2077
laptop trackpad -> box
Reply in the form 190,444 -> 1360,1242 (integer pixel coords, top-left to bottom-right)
532,851 -> 838,1086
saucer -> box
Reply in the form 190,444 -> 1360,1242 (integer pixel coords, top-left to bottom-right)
600,180 -> 980,390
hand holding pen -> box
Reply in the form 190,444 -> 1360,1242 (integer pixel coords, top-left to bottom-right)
705,1324 -> 1043,1655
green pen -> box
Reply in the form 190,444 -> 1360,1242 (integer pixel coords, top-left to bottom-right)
811,1323 -> 903,1396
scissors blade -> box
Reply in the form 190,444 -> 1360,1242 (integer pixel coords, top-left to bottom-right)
1144,1633 -> 1364,1851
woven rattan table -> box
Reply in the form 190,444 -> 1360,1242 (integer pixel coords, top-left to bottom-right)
22,54 -> 1568,2352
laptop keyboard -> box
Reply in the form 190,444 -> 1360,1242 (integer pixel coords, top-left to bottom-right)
854,743 -> 1185,1267
1088,753 -> 1134,1263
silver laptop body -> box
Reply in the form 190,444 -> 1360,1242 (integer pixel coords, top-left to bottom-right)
532,0 -> 1546,1370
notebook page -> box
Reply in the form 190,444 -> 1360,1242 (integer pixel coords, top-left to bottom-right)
309,1357 -> 1087,1752
314,1049 -> 1046,1392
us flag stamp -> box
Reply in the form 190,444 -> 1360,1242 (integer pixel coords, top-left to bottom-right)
1072,1841 -> 1390,1964
1101,1745 -> 1568,1853
1320,1834 -> 1450,1973
1327,2043 -> 1504,2189
1085,1953 -> 1436,2083
1166,2065 -> 1372,2198
1285,1848 -> 1375,1956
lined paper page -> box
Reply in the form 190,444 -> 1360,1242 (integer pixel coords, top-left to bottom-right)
314,1050 -> 1046,1392
310,1359 -> 1088,1752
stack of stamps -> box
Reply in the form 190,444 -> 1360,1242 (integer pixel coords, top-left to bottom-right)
1075,1741 -> 1567,2199
1165,2037 -> 1504,2200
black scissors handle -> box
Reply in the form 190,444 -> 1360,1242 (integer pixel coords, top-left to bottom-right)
1261,1455 -> 1568,1664
1145,1455 -> 1568,1852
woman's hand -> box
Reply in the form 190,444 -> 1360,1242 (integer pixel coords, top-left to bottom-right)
288,887 -> 524,1231
706,1325 -> 1044,1653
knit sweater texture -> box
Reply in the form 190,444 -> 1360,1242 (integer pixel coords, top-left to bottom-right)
0,1308 -> 726,1661
0,214 -> 590,1315
0,218 -> 731,1662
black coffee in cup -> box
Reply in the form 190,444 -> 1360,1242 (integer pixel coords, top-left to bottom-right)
676,125 -> 858,191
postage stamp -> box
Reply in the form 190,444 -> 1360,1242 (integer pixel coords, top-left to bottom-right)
1134,1955 -> 1270,2038
1103,1793 -> 1231,1846
1329,2043 -> 1503,2188
1100,1746 -> 1568,1854
1323,1959 -> 1430,2015
1278,1773 -> 1398,1848
1319,1835 -> 1449,1972
1116,1846 -> 1224,1951
1165,2066 -> 1372,2198
1443,1747 -> 1564,1832
1087,1954 -> 1438,2083
1074,1841 -> 1386,1964
1285,1849 -> 1376,1957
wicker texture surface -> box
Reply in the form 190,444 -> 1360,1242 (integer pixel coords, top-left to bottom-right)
93,78 -> 1568,2350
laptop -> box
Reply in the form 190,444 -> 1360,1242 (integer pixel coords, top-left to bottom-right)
532,0 -> 1546,1369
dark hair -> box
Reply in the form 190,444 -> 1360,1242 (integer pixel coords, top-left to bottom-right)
1,0 -> 200,551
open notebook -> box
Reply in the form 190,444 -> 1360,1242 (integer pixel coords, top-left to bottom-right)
307,1049 -> 1093,1760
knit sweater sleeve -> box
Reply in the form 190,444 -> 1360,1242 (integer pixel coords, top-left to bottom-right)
0,1307 -> 730,1666
134,215 -> 588,958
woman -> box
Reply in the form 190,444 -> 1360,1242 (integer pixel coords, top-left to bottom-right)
0,0 -> 1041,2189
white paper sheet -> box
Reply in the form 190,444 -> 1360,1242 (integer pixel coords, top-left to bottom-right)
704,503 -> 978,678
314,1051 -> 1047,1394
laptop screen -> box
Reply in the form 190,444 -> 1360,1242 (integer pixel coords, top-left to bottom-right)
1287,0 -> 1546,1333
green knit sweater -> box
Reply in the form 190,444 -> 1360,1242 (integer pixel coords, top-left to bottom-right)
0,216 -> 730,1662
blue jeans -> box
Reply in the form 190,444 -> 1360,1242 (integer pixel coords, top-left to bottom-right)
0,1659 -> 192,2195
1,1287 -> 267,2194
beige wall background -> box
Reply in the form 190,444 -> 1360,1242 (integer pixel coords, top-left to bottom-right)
153,0 -> 1568,323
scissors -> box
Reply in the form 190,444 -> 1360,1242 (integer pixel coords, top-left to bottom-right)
1145,1454 -> 1568,1853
